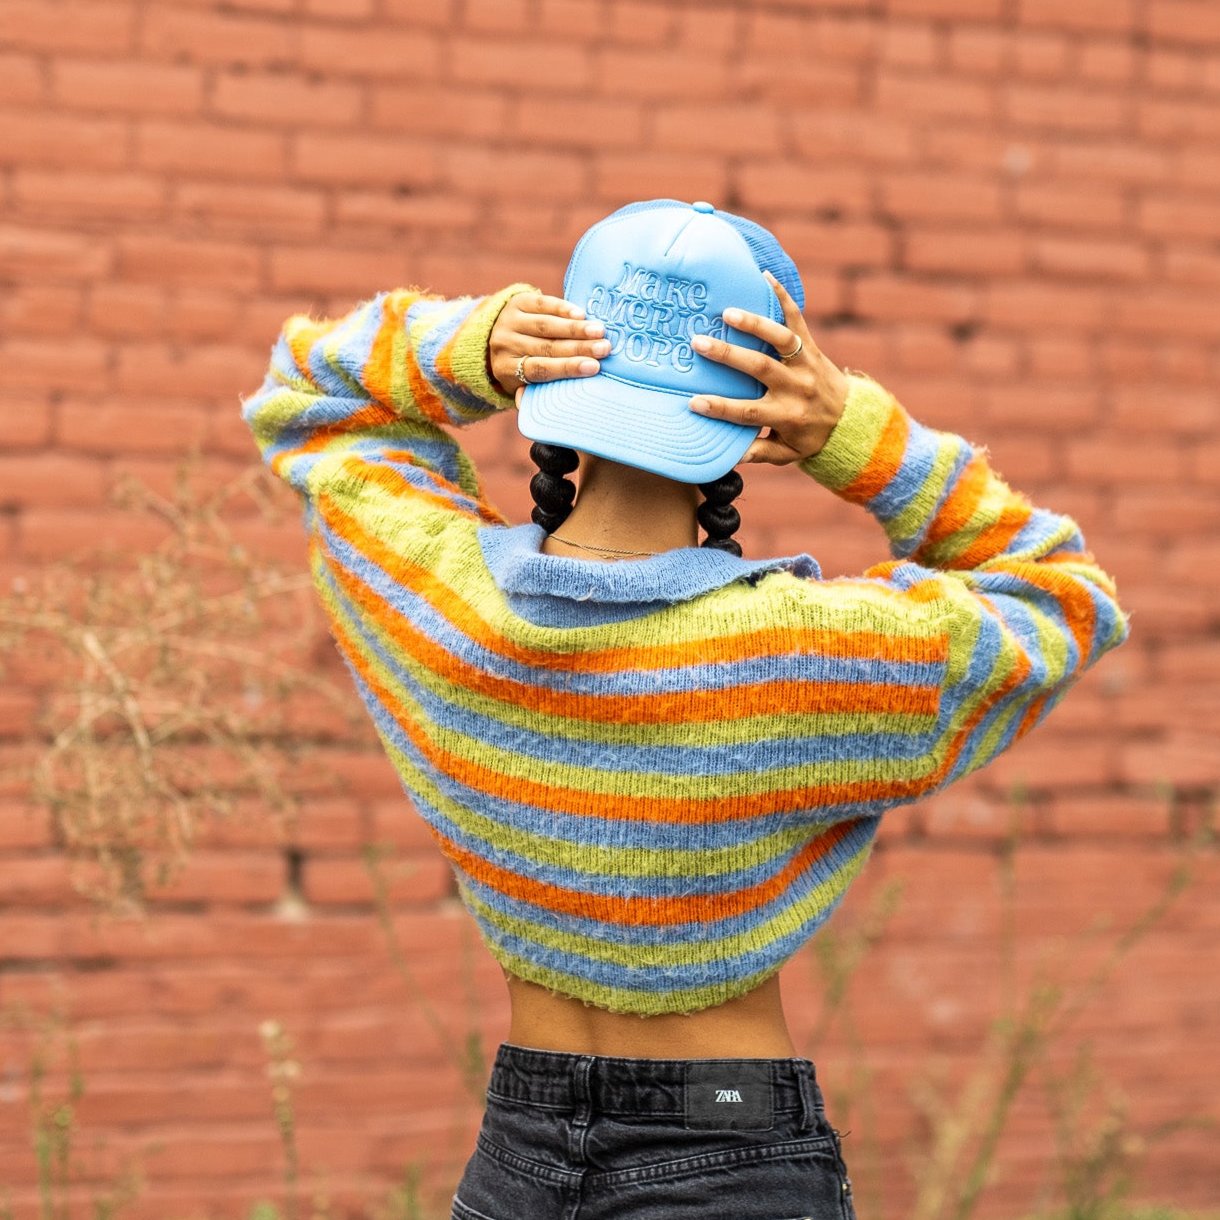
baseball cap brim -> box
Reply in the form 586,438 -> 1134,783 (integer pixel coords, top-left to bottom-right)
518,372 -> 760,485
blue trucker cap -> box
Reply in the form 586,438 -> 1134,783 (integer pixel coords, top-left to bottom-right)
517,199 -> 805,484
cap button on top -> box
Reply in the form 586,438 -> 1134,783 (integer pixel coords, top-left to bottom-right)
691,200 -> 715,214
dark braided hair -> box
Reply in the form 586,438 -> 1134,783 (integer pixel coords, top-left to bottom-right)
528,442 -> 579,533
697,470 -> 743,557
529,444 -> 744,556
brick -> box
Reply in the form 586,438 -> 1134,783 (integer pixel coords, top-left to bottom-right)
292,131 -> 440,189
0,0 -> 134,54
595,48 -> 731,100
791,109 -> 917,165
333,191 -> 480,233
53,58 -> 202,114
87,283 -> 167,338
854,274 -> 979,324
299,23 -> 441,78
1077,39 -> 1138,83
174,182 -> 327,238
1147,48 -> 1202,90
1139,97 -> 1220,140
0,394 -> 51,448
0,110 -> 129,171
1164,244 -> 1220,285
1149,0 -> 1220,46
1139,194 -> 1220,241
1052,139 -> 1171,185
515,97 -> 648,151
770,219 -> 895,270
652,103 -> 779,156
1027,336 -> 1095,378
12,170 -> 165,221
0,52 -> 45,105
879,171 -> 1003,222
890,0 -> 1003,14
735,160 -> 870,215
599,0 -> 676,46
905,228 -> 1026,276
1065,436 -> 1187,485
268,244 -> 414,297
985,383 -> 1100,432
138,120 -> 288,180
116,235 -> 262,292
879,21 -> 939,68
1121,734 -> 1219,786
452,35 -> 591,91
141,7 -> 297,67
212,71 -> 363,127
0,284 -> 83,337
986,281 -> 1109,332
57,400 -> 209,455
0,224 -> 111,283
1031,236 -> 1150,281
1011,31 -> 1071,78
1005,83 -> 1128,132
371,84 -> 507,140
302,853 -> 451,906
306,0 -> 376,13
1113,486 -> 1220,533
1013,182 -> 1126,230
1018,0 -> 1137,33
875,71 -> 996,120
113,342 -> 266,398
1114,289 -> 1220,339
0,453 -> 107,509
946,27 -> 1007,74
462,0 -> 530,32
675,4 -> 741,54
2,337 -> 110,392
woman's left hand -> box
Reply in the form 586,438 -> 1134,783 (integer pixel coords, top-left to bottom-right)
688,271 -> 850,465
489,292 -> 611,404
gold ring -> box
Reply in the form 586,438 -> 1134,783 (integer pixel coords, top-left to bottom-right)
778,335 -> 804,362
515,355 -> 533,385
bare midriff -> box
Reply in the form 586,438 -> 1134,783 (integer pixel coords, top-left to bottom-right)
501,968 -> 799,1060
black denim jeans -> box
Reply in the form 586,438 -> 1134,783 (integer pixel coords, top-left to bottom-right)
451,1042 -> 856,1220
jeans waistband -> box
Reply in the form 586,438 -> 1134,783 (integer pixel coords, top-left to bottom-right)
487,1041 -> 826,1125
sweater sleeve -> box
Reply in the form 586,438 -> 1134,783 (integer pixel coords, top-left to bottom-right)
793,372 -> 1129,794
239,283 -> 537,521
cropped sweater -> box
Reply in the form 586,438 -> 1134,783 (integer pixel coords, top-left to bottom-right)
241,283 -> 1130,1016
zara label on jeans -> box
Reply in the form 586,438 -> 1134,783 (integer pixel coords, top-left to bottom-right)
684,1061 -> 774,1130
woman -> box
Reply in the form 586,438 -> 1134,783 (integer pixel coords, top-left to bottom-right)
242,200 -> 1128,1219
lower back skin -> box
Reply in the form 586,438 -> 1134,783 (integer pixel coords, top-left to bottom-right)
502,969 -> 799,1059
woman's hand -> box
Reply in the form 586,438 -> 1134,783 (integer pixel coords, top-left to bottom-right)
489,292 -> 611,404
688,271 -> 850,465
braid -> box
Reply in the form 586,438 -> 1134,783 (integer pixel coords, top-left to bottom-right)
697,470 -> 743,557
529,442 -> 579,533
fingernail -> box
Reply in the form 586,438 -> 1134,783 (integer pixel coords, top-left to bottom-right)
763,270 -> 778,284
584,321 -> 603,337
578,359 -> 599,375
689,397 -> 708,413
691,335 -> 711,351
569,305 -> 586,319
592,340 -> 611,356
723,308 -> 742,326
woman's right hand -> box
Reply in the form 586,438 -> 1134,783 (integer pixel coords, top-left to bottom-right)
488,292 -> 611,403
688,272 -> 850,465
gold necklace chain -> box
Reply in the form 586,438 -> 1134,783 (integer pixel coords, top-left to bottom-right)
547,533 -> 659,558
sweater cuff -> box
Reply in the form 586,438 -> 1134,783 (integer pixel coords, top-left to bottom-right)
448,282 -> 541,411
798,372 -> 901,498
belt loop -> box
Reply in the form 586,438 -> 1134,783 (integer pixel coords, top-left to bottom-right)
796,1062 -> 819,1133
566,1054 -> 595,1163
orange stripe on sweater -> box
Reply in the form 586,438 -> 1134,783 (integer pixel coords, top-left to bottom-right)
914,449 -> 991,560
321,544 -> 940,724
316,491 -> 950,675
840,401 -> 908,504
434,818 -> 859,927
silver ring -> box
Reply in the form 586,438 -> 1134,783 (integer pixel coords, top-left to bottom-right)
778,334 -> 804,362
515,355 -> 533,385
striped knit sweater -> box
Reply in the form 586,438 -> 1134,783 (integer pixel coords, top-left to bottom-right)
241,282 -> 1130,1016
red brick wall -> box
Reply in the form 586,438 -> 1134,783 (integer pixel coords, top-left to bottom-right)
1,1 -> 1217,1217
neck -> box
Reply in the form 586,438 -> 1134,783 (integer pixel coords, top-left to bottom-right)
543,456 -> 699,560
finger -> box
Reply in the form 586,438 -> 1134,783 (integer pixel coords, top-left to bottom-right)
521,356 -> 601,385
525,337 -> 612,360
740,433 -> 801,466
517,312 -> 606,341
688,393 -> 789,430
721,305 -> 797,357
762,271 -> 805,330
514,293 -> 587,321
514,385 -> 525,409
690,333 -> 784,387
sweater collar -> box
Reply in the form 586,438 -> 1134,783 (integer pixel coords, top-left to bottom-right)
477,524 -> 820,624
